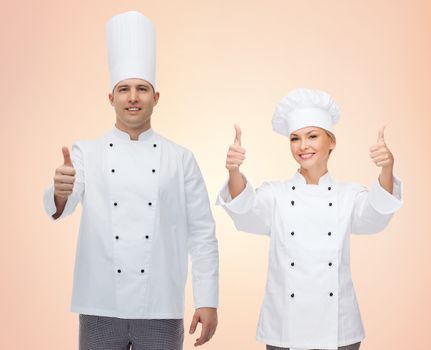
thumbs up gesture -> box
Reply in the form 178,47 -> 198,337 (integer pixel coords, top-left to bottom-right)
54,146 -> 76,199
226,124 -> 246,172
369,126 -> 394,169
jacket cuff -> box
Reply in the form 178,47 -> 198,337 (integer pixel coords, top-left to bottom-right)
43,184 -> 58,220
193,279 -> 219,309
368,174 -> 403,215
43,184 -> 72,221
215,175 -> 255,214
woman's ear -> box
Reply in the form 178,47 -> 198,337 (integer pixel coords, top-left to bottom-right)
330,141 -> 336,151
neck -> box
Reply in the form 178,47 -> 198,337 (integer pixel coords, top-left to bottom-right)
115,120 -> 151,140
299,165 -> 329,185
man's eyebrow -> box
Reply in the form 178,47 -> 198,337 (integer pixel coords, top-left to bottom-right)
117,84 -> 149,88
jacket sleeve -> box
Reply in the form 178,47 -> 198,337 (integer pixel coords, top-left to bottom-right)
351,175 -> 403,234
184,151 -> 219,309
43,141 -> 85,221
215,175 -> 274,236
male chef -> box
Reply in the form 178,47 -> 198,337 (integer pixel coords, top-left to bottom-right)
43,11 -> 218,350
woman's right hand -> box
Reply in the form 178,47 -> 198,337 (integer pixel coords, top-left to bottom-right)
226,124 -> 246,172
226,125 -> 246,199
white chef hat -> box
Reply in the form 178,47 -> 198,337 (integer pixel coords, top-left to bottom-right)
106,11 -> 156,90
272,88 -> 340,136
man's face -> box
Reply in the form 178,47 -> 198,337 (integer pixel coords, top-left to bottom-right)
108,78 -> 160,129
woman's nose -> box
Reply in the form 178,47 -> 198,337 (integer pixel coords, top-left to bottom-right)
300,139 -> 309,150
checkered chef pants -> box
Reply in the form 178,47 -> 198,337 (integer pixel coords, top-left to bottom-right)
266,341 -> 361,350
79,314 -> 184,350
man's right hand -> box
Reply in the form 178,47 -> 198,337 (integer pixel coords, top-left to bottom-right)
54,146 -> 76,199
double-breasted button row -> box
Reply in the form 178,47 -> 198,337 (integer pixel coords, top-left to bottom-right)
110,168 -> 156,174
290,292 -> 335,298
113,201 -> 154,207
114,235 -> 150,240
291,185 -> 332,190
116,269 -> 146,274
290,262 -> 333,267
108,142 -> 158,148
291,200 -> 332,206
289,231 -> 333,237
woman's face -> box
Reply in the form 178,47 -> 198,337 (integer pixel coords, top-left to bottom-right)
289,126 -> 336,170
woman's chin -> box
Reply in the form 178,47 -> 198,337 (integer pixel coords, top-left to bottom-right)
296,158 -> 316,169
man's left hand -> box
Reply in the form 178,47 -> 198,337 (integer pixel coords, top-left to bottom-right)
189,307 -> 218,346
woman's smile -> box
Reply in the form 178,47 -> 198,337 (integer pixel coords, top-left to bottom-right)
299,152 -> 315,160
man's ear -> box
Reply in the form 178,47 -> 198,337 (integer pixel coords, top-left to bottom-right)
153,91 -> 160,106
108,92 -> 114,106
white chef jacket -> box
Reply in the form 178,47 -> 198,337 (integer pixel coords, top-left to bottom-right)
216,170 -> 403,350
43,126 -> 219,319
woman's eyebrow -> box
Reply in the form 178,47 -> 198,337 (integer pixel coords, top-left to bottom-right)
290,130 -> 317,137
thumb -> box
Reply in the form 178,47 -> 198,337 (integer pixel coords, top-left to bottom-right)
189,314 -> 200,334
234,124 -> 242,146
377,125 -> 386,143
62,146 -> 73,167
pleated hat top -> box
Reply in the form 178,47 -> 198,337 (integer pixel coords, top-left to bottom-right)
106,11 -> 156,90
272,88 -> 341,136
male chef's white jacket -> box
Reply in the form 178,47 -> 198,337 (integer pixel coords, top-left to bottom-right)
216,170 -> 402,350
43,126 -> 219,319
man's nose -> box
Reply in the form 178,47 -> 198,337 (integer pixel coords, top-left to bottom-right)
129,89 -> 138,103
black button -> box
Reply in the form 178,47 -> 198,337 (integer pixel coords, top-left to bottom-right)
328,186 -> 332,191
141,269 -> 145,273
329,262 -> 332,266
115,236 -> 119,240
148,202 -> 152,206
153,144 -> 157,148
114,202 -> 118,206
290,293 -> 295,298
291,231 -> 295,236
109,143 -> 113,147
291,262 -> 295,266
145,235 -> 149,239
292,186 -> 295,190
152,169 -> 156,173
291,200 -> 295,206
117,269 -> 121,273
329,202 -> 333,206
329,292 -> 334,297
328,232 -> 332,236
111,169 -> 115,173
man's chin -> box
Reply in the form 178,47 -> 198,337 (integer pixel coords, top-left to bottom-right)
119,115 -> 151,126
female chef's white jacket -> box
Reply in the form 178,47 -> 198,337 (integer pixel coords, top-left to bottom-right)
216,170 -> 402,349
43,126 -> 219,319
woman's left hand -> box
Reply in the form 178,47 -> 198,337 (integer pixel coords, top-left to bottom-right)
369,126 -> 394,170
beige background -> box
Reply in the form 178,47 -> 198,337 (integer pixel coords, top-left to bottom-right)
1,0 -> 430,348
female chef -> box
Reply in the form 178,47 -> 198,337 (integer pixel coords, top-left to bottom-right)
216,88 -> 403,350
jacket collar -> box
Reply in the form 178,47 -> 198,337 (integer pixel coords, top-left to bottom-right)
291,169 -> 333,187
112,125 -> 155,141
